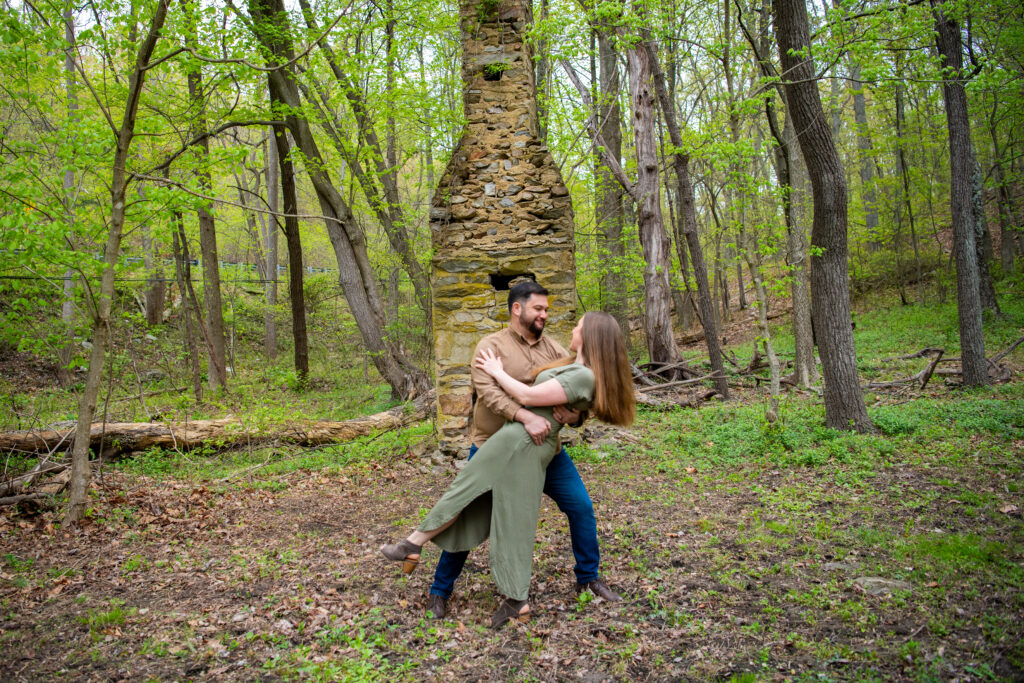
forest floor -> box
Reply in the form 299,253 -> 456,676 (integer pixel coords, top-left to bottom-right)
2,382 -> 1023,682
2,294 -> 1024,681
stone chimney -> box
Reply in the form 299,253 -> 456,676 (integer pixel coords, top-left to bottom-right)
430,0 -> 576,452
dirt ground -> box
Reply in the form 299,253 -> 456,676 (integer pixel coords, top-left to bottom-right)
2,436 -> 1022,681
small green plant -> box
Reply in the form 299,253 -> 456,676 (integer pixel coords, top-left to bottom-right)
79,599 -> 131,642
475,0 -> 500,22
121,554 -> 147,573
3,553 -> 34,572
482,62 -> 509,80
574,589 -> 594,612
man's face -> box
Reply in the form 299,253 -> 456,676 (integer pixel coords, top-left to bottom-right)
514,294 -> 549,339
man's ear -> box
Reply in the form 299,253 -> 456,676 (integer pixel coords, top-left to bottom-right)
510,302 -> 521,318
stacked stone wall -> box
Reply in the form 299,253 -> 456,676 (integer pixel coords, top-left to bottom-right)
430,0 -> 576,451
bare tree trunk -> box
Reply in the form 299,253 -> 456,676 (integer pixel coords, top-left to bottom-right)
782,107 -> 817,386
971,155 -> 999,312
185,0 -> 227,391
251,0 -> 430,399
297,0 -> 431,330
993,159 -> 1016,274
932,0 -> 987,386
774,0 -> 872,431
639,36 -> 729,396
272,126 -> 309,381
66,0 -> 170,524
172,217 -> 203,402
744,243 -> 781,422
627,41 -> 681,369
849,61 -> 881,249
264,132 -> 279,360
58,2 -> 78,388
595,23 -> 629,341
893,72 -> 924,305
141,207 -> 165,326
742,0 -> 815,387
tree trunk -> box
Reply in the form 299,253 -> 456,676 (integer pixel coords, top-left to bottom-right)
297,0 -> 432,329
141,208 -> 165,326
931,0 -> 987,386
66,0 -> 170,524
4,392 -> 434,456
971,155 -> 999,312
640,36 -> 729,397
849,61 -> 881,249
185,0 -> 227,391
744,242 -> 781,423
250,0 -> 430,399
57,4 -> 78,388
782,106 -> 817,386
272,126 -> 310,381
774,0 -> 872,431
595,24 -> 629,342
264,133 -> 279,360
626,41 -> 681,370
746,0 -> 815,386
172,217 -> 203,402
993,160 -> 1016,274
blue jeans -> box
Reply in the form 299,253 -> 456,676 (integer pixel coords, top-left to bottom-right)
429,443 -> 600,599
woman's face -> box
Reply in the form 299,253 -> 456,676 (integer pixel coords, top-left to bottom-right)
569,316 -> 584,353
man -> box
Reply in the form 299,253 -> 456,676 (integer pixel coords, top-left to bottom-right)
426,280 -> 621,619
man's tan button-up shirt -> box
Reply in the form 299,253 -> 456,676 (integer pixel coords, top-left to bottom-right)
469,326 -> 567,447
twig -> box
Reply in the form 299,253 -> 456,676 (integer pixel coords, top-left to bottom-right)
637,372 -> 725,393
991,333 -> 1024,365
0,492 -> 50,507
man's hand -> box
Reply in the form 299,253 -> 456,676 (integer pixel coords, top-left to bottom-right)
515,408 -> 550,446
552,405 -> 581,426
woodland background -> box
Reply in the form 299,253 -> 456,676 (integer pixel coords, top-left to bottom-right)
1,0 -> 1023,679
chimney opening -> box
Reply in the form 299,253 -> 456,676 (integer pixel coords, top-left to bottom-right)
489,272 -> 536,291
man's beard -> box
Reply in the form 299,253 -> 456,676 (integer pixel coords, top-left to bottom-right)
523,315 -> 545,338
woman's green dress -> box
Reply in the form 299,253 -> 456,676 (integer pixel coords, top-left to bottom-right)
418,363 -> 595,601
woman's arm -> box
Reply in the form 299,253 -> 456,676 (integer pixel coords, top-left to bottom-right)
474,349 -> 569,407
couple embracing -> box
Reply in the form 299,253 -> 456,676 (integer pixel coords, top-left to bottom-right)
382,280 -> 635,628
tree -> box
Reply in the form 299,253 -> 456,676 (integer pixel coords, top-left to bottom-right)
183,0 -> 228,391
931,0 -> 987,386
594,19 -> 629,341
247,0 -> 430,399
626,35 -> 681,371
773,0 -> 873,431
641,32 -> 730,398
66,0 -> 173,523
271,125 -> 310,380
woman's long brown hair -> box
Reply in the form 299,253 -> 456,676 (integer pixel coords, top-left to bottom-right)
532,312 -> 635,426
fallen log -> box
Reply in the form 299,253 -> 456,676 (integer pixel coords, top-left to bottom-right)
0,391 -> 435,456
0,493 -> 50,507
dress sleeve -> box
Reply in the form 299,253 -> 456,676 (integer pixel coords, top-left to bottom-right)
553,365 -> 595,407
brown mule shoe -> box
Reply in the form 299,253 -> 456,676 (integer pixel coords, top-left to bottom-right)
576,579 -> 622,602
380,540 -> 422,574
490,598 -> 530,629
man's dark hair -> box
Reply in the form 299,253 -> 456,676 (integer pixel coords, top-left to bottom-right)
507,280 -> 548,312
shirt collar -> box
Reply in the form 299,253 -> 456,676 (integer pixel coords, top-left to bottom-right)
508,325 -> 543,347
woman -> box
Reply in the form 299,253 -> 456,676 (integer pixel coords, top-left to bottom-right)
381,312 -> 635,628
